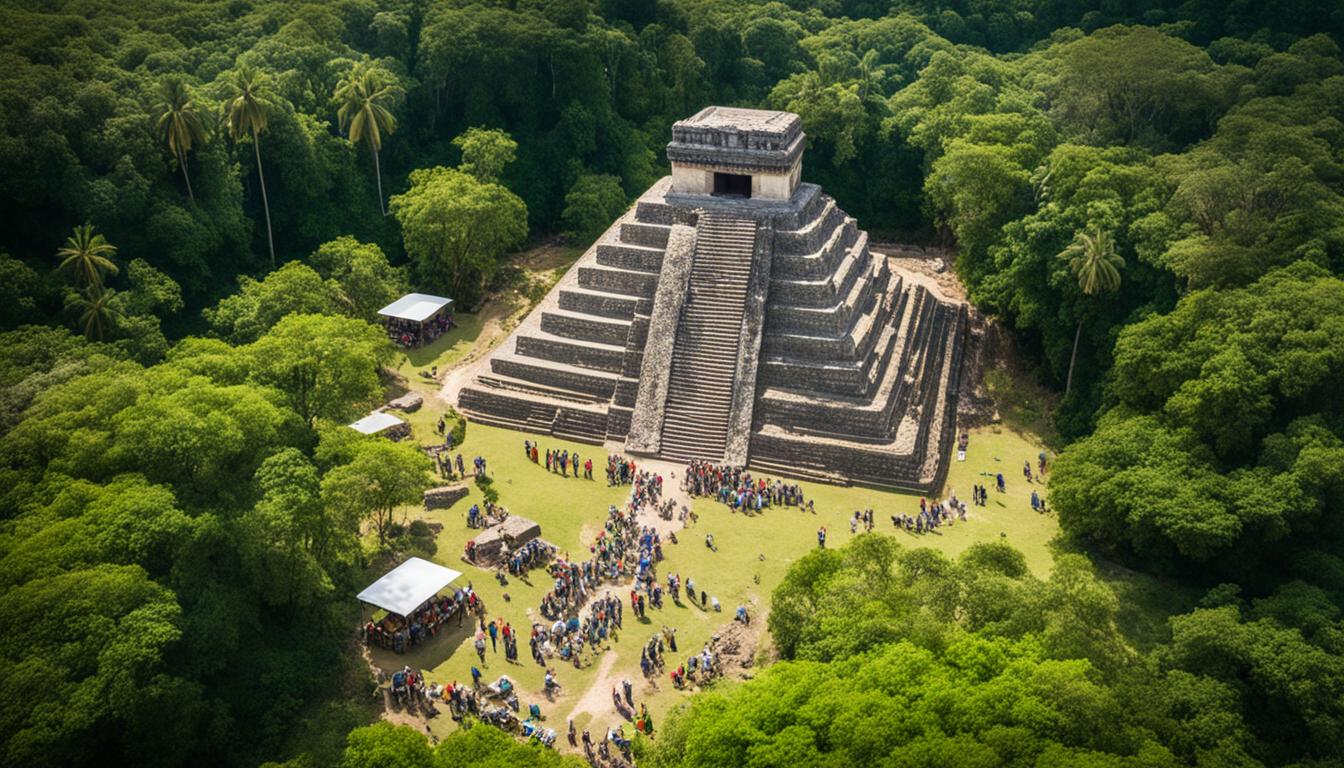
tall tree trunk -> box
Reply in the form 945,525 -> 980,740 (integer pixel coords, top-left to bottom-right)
1065,319 -> 1082,396
371,142 -> 385,216
252,127 -> 276,267
178,146 -> 195,202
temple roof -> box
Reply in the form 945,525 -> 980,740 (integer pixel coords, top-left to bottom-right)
674,106 -> 801,137
668,106 -> 805,173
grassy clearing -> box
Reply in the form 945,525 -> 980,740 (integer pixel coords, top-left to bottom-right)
394,311 -> 488,381
361,413 -> 1059,743
363,242 -> 1064,746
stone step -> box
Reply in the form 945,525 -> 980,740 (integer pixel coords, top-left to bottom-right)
762,273 -> 902,362
558,287 -> 638,319
540,307 -> 632,347
553,407 -> 610,444
475,372 -> 606,406
514,328 -> 627,374
578,265 -> 658,298
596,242 -> 664,272
772,220 -> 860,279
620,221 -> 671,248
490,349 -> 619,399
768,237 -> 871,307
765,257 -> 887,336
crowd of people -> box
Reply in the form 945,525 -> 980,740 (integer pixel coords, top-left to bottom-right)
431,447 -> 466,480
506,538 -> 554,576
386,311 -> 455,349
628,468 -> 664,513
538,503 -> 665,622
607,454 -> 637,486
524,439 -> 595,479
364,417 -> 1061,767
683,461 -> 812,513
890,494 -> 968,534
361,584 -> 484,654
465,501 -> 507,530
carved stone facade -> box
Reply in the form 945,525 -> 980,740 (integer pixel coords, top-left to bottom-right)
456,107 -> 966,493
666,106 -> 804,202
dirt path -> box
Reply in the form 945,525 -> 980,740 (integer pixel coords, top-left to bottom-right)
435,297 -> 522,409
567,650 -> 621,723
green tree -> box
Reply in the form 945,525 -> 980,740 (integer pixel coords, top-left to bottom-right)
204,261 -> 344,344
66,285 -> 121,341
241,448 -> 341,613
1057,225 -> 1123,395
220,64 -> 282,266
926,141 -> 1031,273
151,77 -> 208,202
321,439 -> 428,548
561,174 -> 627,245
308,237 -> 407,320
858,49 -> 880,101
246,313 -> 391,426
340,723 -> 433,768
335,60 -> 403,215
0,565 -> 199,768
390,167 -> 527,303
55,223 -> 118,292
451,127 -> 518,184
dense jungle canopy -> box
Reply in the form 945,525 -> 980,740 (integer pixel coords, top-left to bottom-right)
1,0 -> 1343,766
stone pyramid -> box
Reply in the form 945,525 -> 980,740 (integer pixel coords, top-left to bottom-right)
458,106 -> 966,492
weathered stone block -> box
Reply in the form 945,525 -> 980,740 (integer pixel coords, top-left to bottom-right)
424,484 -> 470,510
387,391 -> 423,412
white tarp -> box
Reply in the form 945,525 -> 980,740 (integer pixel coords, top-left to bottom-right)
357,557 -> 463,617
348,411 -> 405,435
377,293 -> 453,323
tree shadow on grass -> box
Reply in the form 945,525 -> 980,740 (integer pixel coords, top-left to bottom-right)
367,615 -> 478,678
403,318 -> 484,369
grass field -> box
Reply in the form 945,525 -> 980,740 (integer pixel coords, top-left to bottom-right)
366,369 -> 1058,743
393,310 -> 487,382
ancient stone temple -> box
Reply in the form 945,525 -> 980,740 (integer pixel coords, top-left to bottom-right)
458,106 -> 967,492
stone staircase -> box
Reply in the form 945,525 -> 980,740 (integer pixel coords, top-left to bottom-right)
456,200 -> 672,444
657,213 -> 758,462
458,173 -> 968,492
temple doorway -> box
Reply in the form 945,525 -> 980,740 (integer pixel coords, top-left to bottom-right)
712,172 -> 752,198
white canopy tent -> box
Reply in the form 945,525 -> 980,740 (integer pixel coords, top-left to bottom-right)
377,293 -> 454,323
357,557 -> 463,617
348,411 -> 406,435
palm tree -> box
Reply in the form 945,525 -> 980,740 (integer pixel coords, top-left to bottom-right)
335,60 -> 403,215
858,49 -> 879,101
221,64 -> 281,266
152,77 -> 208,202
69,285 -> 120,341
1058,225 -> 1124,395
56,223 -> 118,291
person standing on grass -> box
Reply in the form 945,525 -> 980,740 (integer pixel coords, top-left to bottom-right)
818,526 -> 827,548
488,620 -> 498,652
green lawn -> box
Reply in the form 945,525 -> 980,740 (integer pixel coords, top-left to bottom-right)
360,405 -> 1059,743
394,311 -> 488,381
